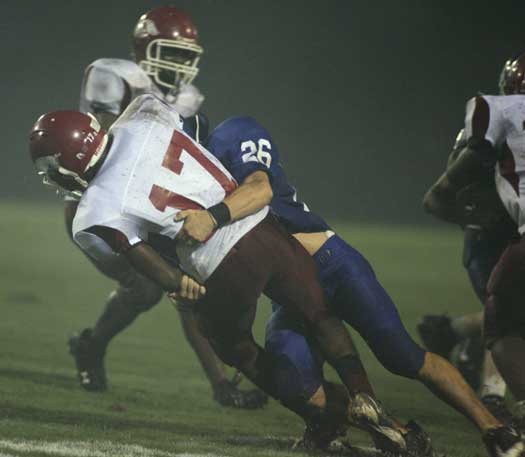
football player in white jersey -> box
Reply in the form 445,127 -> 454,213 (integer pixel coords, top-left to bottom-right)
29,95 -> 399,443
419,57 -> 523,424
65,6 -> 267,409
422,51 -> 525,435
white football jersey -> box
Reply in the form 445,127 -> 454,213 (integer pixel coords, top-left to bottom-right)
79,58 -> 205,118
464,94 -> 525,233
73,94 -> 268,282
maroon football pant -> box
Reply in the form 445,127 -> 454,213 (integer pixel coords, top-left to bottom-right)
193,215 -> 357,401
485,233 -> 525,347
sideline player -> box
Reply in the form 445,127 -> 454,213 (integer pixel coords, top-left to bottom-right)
419,51 -> 525,432
420,61 -> 517,422
66,6 -> 266,408
29,95 -> 406,447
169,114 -> 523,455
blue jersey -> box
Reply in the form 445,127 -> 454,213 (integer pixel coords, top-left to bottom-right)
206,116 -> 330,233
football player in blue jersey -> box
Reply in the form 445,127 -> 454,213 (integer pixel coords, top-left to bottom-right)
173,116 -> 521,455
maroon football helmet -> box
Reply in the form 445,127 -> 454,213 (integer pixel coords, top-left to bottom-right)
29,111 -> 108,197
499,52 -> 525,95
132,7 -> 203,92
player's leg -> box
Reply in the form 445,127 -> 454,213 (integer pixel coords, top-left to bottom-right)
176,303 -> 268,409
257,220 -> 373,398
264,304 -> 326,409
316,236 -> 512,438
485,237 -> 525,403
315,236 -> 426,380
462,228 -> 508,411
265,305 -> 427,453
65,200 -> 155,353
264,305 -> 352,448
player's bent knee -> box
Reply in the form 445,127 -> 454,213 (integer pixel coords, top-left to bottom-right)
265,328 -> 323,402
367,327 -> 426,378
214,339 -> 259,369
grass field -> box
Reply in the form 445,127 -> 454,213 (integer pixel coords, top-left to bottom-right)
0,201 -> 493,457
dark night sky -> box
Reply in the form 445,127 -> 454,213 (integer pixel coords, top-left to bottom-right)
3,1 -> 525,224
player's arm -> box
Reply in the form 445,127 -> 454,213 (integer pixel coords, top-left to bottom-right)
423,97 -> 499,225
224,170 -> 272,219
80,65 -> 129,130
176,171 -> 272,244
176,118 -> 276,244
125,243 -> 204,300
422,147 -> 489,225
78,225 -> 205,300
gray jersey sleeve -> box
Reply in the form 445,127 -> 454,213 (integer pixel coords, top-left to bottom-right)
79,66 -> 127,115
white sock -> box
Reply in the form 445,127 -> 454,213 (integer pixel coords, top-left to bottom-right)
480,373 -> 507,399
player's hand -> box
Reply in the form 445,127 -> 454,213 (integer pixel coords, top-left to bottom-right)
168,274 -> 206,301
213,379 -> 269,409
175,209 -> 216,246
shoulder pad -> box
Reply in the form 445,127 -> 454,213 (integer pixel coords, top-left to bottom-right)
464,95 -> 506,148
88,58 -> 151,89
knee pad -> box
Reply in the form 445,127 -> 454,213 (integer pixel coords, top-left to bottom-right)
366,327 -> 425,378
114,274 -> 163,312
265,327 -> 323,403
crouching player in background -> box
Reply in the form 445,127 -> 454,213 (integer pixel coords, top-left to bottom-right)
64,6 -> 266,409
420,56 -> 520,424
169,114 -> 524,456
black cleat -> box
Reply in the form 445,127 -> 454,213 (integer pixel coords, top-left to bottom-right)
402,420 -> 434,457
68,328 -> 107,392
482,395 -> 514,425
212,379 -> 268,409
417,315 -> 459,358
293,419 -> 347,450
483,426 -> 525,457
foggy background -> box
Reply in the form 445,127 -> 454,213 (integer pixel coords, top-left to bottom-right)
3,0 -> 524,225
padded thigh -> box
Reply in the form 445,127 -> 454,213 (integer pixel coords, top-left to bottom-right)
315,236 -> 426,378
265,307 -> 323,400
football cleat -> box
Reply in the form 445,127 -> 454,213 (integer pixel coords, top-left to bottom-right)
68,328 -> 107,392
417,314 -> 459,358
347,393 -> 434,456
402,420 -> 434,457
482,395 -> 514,425
483,426 -> 525,457
212,379 -> 268,409
293,419 -> 348,450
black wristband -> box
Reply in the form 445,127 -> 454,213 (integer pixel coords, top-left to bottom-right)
207,202 -> 231,228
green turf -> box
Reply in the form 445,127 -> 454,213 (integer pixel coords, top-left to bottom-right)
0,200 -> 491,456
